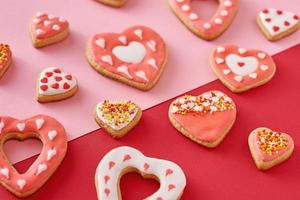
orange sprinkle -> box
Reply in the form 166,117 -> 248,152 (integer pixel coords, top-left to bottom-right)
257,129 -> 288,155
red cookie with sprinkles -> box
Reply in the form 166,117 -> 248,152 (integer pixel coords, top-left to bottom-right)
169,90 -> 237,148
168,0 -> 239,40
95,0 -> 126,7
210,44 -> 276,93
0,44 -> 12,79
0,115 -> 68,197
248,127 -> 294,170
30,12 -> 69,48
86,26 -> 167,90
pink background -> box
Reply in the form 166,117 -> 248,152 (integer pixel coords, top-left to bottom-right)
0,0 -> 299,163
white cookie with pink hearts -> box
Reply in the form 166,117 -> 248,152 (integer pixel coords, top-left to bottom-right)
210,44 -> 276,93
257,8 -> 300,41
36,67 -> 78,103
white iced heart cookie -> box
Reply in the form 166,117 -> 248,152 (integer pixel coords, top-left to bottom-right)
112,41 -> 146,64
225,54 -> 259,76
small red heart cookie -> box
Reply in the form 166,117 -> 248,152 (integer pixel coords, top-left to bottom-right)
168,0 -> 239,40
0,44 -> 12,79
30,12 -> 69,48
36,67 -> 78,103
0,115 -> 67,198
94,100 -> 142,138
96,0 -> 126,7
248,128 -> 294,170
169,90 -> 236,148
86,26 -> 167,90
95,146 -> 186,200
210,44 -> 276,93
257,8 -> 300,41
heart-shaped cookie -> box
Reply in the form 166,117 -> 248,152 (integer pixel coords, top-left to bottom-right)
95,146 -> 186,200
169,90 -> 236,148
248,127 -> 294,170
257,8 -> 300,41
30,12 -> 69,48
168,0 -> 239,40
86,26 -> 167,90
210,44 -> 276,93
94,100 -> 142,138
96,0 -> 126,7
0,44 -> 12,79
0,115 -> 68,198
36,67 -> 78,103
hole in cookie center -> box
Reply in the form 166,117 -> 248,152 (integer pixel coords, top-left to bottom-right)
190,0 -> 219,20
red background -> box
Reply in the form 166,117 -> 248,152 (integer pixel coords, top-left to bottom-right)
1,45 -> 300,199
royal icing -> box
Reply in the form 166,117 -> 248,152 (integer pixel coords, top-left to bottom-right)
0,115 -> 67,197
211,44 -> 276,91
95,146 -> 186,200
38,67 -> 77,96
30,12 -> 69,39
258,8 -> 300,36
88,26 -> 166,86
0,44 -> 12,74
168,0 -> 239,39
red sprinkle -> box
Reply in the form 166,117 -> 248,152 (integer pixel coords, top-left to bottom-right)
54,69 -> 61,73
265,18 -> 271,22
65,74 -> 72,80
45,72 -> 53,77
238,62 -> 245,67
273,26 -> 280,32
123,154 -> 131,162
294,15 -> 299,20
40,77 -> 48,83
104,188 -> 110,197
144,163 -> 150,170
277,10 -> 283,15
168,184 -> 176,191
108,161 -> 115,170
51,83 -> 59,89
262,9 -> 269,14
55,76 -> 63,82
104,175 -> 110,184
284,21 -> 290,26
40,85 -> 48,91
165,169 -> 173,176
63,83 -> 70,89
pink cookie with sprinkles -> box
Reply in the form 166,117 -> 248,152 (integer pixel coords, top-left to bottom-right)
168,0 -> 239,40
36,67 -> 78,103
0,115 -> 68,198
257,8 -> 300,41
95,146 -> 186,200
210,44 -> 276,93
248,127 -> 294,170
86,26 -> 167,90
169,90 -> 236,148
95,0 -> 126,7
30,12 -> 69,48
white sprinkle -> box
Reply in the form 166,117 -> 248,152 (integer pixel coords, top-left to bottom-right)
36,164 -> 47,175
59,17 -> 66,22
189,13 -> 198,20
0,168 -> 9,179
17,123 -> 25,132
260,65 -> 269,71
101,55 -> 113,66
43,20 -> 52,26
0,121 -> 4,133
203,23 -> 212,29
181,5 -> 190,11
17,179 -> 26,190
147,40 -> 156,52
220,10 -> 229,16
136,70 -> 149,82
222,69 -> 231,75
147,58 -> 158,70
35,119 -> 44,130
117,65 -> 132,79
118,35 -> 127,45
214,18 -> 223,24
36,29 -> 44,35
238,48 -> 247,54
216,58 -> 224,64
249,73 -> 257,79
48,130 -> 58,141
33,18 -> 41,24
134,29 -> 143,40
48,14 -> 56,19
95,38 -> 105,49
224,0 -> 232,7
47,149 -> 57,161
234,76 -> 243,82
258,53 -> 266,59
217,46 -> 225,53
52,24 -> 60,31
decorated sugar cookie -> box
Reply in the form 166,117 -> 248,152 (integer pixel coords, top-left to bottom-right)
168,0 -> 239,40
36,67 -> 78,103
210,44 -> 276,93
257,8 -> 300,41
0,44 -> 12,79
95,146 -> 186,200
94,100 -> 142,138
169,90 -> 236,148
0,115 -> 68,198
86,26 -> 167,90
96,0 -> 126,7
30,12 -> 69,48
248,128 -> 294,170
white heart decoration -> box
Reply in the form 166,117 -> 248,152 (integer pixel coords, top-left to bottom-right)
225,54 -> 259,76
112,41 -> 146,64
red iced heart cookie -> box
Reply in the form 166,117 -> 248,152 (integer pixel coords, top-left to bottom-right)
257,8 -> 300,41
169,90 -> 236,148
86,26 -> 167,90
30,12 -> 69,48
36,67 -> 78,103
0,115 -> 68,197
168,0 -> 239,40
0,44 -> 12,79
248,128 -> 294,170
210,44 -> 276,93
96,0 -> 126,7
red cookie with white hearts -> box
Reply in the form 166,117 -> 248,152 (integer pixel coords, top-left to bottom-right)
248,127 -> 294,170
96,0 -> 126,7
94,100 -> 142,138
168,0 -> 239,40
36,67 -> 78,103
210,44 -> 276,93
0,44 -> 12,79
86,26 -> 167,90
95,146 -> 186,200
257,8 -> 300,41
169,90 -> 236,148
30,12 -> 69,48
0,115 -> 68,197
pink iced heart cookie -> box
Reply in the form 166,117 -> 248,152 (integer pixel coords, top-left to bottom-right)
96,0 -> 126,7
0,115 -> 68,198
36,67 -> 78,103
95,146 -> 186,200
210,44 -> 276,93
86,26 -> 167,90
169,90 -> 236,148
168,0 -> 239,40
0,44 -> 12,79
248,128 -> 294,170
30,12 -> 69,48
257,8 -> 300,41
